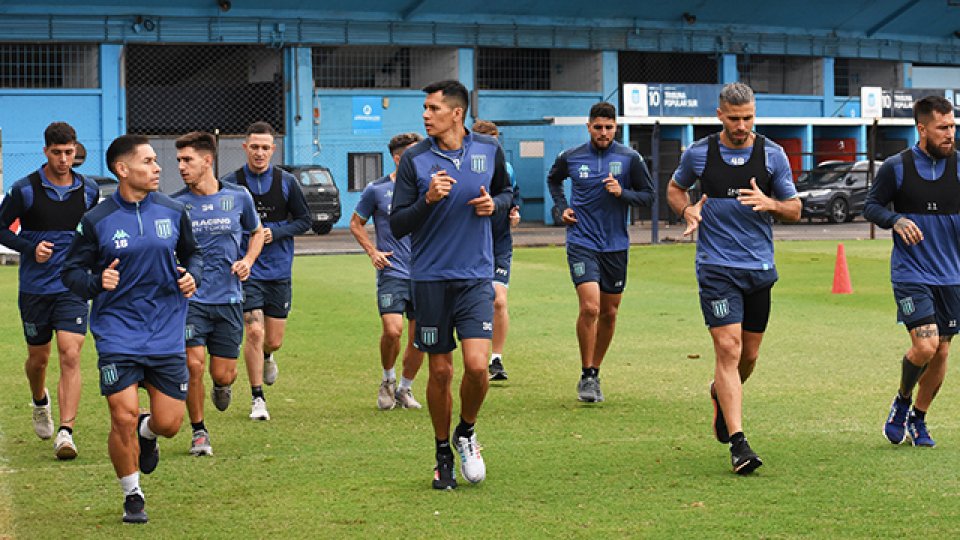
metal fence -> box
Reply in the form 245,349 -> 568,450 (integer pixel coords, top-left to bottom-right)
312,46 -> 457,89
476,48 -> 600,92
0,43 -> 98,89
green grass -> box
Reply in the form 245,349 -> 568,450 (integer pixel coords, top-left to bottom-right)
3,239 -> 960,538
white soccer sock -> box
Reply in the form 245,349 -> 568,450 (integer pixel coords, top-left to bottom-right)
138,415 -> 157,440
399,377 -> 414,391
490,353 -> 502,365
383,368 -> 396,381
119,472 -> 142,497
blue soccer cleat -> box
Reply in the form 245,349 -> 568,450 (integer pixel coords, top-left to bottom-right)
907,411 -> 935,447
883,396 -> 911,445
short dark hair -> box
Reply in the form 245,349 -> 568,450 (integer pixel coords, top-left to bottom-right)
106,134 -> 150,177
914,96 -> 954,124
44,122 -> 77,147
175,131 -> 218,157
246,121 -> 276,138
388,132 -> 422,156
471,120 -> 499,137
588,102 -> 617,122
422,79 -> 469,117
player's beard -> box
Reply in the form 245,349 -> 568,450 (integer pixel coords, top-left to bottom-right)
925,138 -> 955,160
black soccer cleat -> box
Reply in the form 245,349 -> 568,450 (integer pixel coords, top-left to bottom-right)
488,358 -> 509,381
122,493 -> 148,524
730,439 -> 763,475
432,453 -> 457,490
137,413 -> 160,474
710,381 -> 730,443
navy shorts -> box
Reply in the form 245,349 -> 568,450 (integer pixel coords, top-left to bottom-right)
243,279 -> 292,319
18,291 -> 89,345
697,264 -> 778,331
893,282 -> 960,335
377,274 -> 415,317
567,243 -> 628,294
186,302 -> 244,358
98,353 -> 188,400
493,252 -> 512,287
412,279 -> 494,354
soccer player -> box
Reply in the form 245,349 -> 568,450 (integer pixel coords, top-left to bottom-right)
666,82 -> 800,474
0,122 -> 99,460
390,79 -> 513,490
547,102 -> 655,402
221,122 -> 311,421
350,132 -> 425,410
172,132 -> 264,456
471,120 -> 521,381
865,95 -> 959,448
62,134 -> 202,523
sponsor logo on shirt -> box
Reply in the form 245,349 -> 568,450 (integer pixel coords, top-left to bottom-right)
155,218 -> 173,239
112,229 -> 130,249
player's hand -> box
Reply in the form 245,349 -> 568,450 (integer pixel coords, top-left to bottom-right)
426,170 -> 456,204
177,266 -> 196,298
603,173 -> 622,197
737,178 -> 776,213
468,185 -> 495,216
893,217 -> 924,245
102,258 -> 120,290
34,240 -> 54,263
231,259 -> 252,281
561,207 -> 577,225
262,227 -> 273,244
682,194 -> 708,237
369,250 -> 393,270
509,206 -> 521,227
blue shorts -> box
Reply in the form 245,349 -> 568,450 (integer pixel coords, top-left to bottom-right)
567,243 -> 627,294
18,291 -> 89,345
697,264 -> 778,331
98,354 -> 188,400
186,303 -> 244,358
412,279 -> 494,354
243,279 -> 292,319
493,252 -> 512,287
377,275 -> 415,317
892,282 -> 960,335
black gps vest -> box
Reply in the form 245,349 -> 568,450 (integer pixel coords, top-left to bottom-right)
234,167 -> 287,222
20,172 -> 87,231
893,149 -> 960,215
699,133 -> 772,198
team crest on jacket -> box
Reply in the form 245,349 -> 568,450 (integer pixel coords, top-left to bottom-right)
155,218 -> 173,239
899,297 -> 915,316
220,196 -> 234,212
712,299 -> 730,319
471,154 -> 487,173
609,161 -> 622,176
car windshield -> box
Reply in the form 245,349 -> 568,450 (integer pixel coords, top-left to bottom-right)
298,169 -> 333,186
796,163 -> 852,188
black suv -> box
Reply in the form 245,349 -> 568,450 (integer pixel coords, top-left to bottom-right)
796,160 -> 878,223
279,165 -> 341,235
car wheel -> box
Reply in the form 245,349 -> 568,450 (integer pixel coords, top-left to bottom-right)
827,197 -> 848,224
312,222 -> 333,235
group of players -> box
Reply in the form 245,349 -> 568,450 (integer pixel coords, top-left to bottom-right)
1,79 -> 957,522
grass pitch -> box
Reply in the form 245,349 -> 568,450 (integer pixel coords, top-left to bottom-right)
2,239 -> 960,538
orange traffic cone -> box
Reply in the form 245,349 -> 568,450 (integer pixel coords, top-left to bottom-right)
832,243 -> 853,294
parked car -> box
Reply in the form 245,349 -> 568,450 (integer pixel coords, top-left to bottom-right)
796,160 -> 879,223
89,174 -> 119,203
278,164 -> 341,235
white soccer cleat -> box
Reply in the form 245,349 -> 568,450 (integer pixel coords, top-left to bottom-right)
394,387 -> 422,409
32,390 -> 54,440
377,379 -> 397,410
454,433 -> 486,484
263,353 -> 278,386
249,397 -> 271,421
54,429 -> 78,460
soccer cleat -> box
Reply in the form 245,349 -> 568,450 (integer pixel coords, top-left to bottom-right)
907,411 -> 936,447
454,432 -> 486,484
263,353 -> 278,386
488,358 -> 509,380
394,387 -> 422,409
137,414 -> 159,474
189,429 -> 213,456
54,429 -> 78,460
730,438 -> 763,475
577,376 -> 600,403
377,379 -> 397,410
249,397 -> 270,421
710,381 -> 731,443
432,453 -> 457,490
211,384 -> 232,412
122,493 -> 148,524
883,395 -> 911,444
31,390 -> 54,440
594,377 -> 605,403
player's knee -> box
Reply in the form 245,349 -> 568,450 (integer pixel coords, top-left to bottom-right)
912,340 -> 938,363
264,336 -> 283,352
212,365 -> 237,386
245,324 -> 265,344
598,306 -> 618,324
382,325 -> 403,342
579,303 -> 600,321
714,332 -> 742,355
150,411 -> 184,438
494,295 -> 508,312
428,362 -> 454,385
463,363 -> 487,383
25,351 -> 49,371
186,357 -> 205,378
110,408 -> 138,435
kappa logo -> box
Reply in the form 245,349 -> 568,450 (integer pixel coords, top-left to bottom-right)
609,161 -> 622,176
220,196 -> 234,212
101,363 -> 119,386
380,293 -> 393,309
899,297 -> 915,316
112,229 -> 130,249
572,262 -> 586,277
155,218 -> 173,239
712,299 -> 730,319
420,326 -> 439,347
471,154 -> 487,173
578,164 -> 590,179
